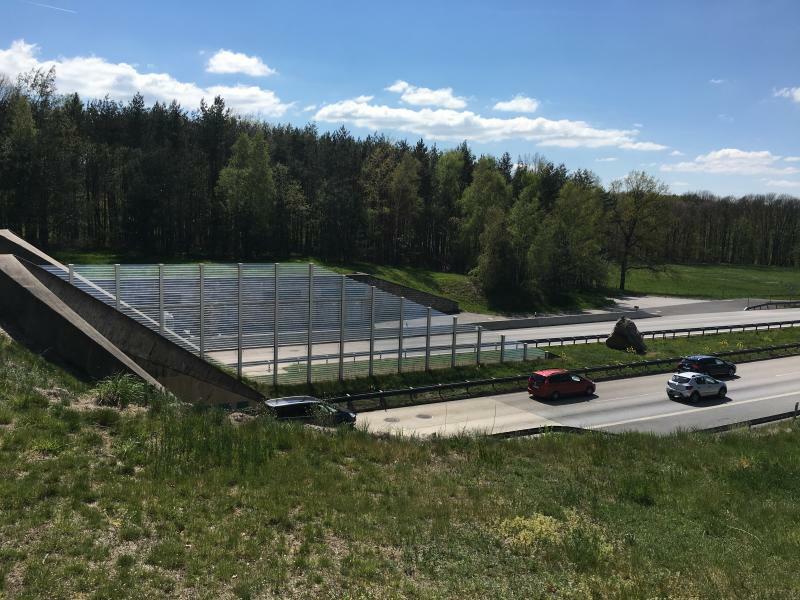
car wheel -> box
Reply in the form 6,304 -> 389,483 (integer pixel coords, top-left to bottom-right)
690,391 -> 700,403
585,386 -> 594,396
550,391 -> 560,401
718,386 -> 727,399
728,367 -> 735,377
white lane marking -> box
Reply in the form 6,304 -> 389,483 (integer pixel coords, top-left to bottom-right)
589,390 -> 800,429
774,372 -> 796,377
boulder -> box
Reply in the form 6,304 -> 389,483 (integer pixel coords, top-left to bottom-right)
605,316 -> 647,354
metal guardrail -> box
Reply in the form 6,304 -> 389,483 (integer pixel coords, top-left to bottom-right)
327,341 -> 800,412
520,319 -> 800,348
745,301 -> 800,311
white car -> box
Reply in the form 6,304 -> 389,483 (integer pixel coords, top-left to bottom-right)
666,372 -> 727,402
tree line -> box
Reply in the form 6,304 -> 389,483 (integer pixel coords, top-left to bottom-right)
1,68 -> 799,304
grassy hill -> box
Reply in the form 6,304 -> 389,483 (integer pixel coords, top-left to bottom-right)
2,331 -> 800,598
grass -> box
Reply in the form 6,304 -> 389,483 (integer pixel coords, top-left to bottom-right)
612,263 -> 800,300
260,326 -> 800,405
2,331 -> 800,597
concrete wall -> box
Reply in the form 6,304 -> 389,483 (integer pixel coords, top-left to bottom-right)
0,229 -> 65,268
476,309 -> 657,332
24,259 -> 264,408
348,273 -> 460,314
0,254 -> 162,387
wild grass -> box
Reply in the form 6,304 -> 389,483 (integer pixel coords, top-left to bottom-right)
2,332 -> 800,597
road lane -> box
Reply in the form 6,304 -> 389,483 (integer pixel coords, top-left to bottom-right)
359,354 -> 800,436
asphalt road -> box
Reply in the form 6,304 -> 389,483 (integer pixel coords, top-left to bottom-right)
359,354 -> 800,436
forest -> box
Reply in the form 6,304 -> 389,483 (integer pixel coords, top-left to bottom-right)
1,68 -> 799,302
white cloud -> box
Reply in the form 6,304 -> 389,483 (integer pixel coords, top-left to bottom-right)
206,48 -> 276,77
764,179 -> 800,188
493,94 -> 539,113
671,181 -> 689,186
596,157 -> 617,162
385,80 -> 467,109
633,122 -> 644,128
775,87 -> 800,103
0,39 -> 291,116
661,148 -> 800,176
313,95 -> 667,149
784,156 -> 800,162
670,150 -> 685,156
709,78 -> 725,84
302,104 -> 317,112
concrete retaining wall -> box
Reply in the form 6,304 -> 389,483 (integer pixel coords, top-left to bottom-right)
348,273 -> 460,314
24,259 -> 264,408
0,229 -> 65,267
0,254 -> 161,387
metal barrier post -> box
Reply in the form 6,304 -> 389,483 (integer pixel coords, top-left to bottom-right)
199,264 -> 205,359
368,286 -> 376,377
476,326 -> 482,365
451,316 -> 458,368
273,263 -> 279,387
307,263 -> 314,385
68,263 -> 74,285
158,263 -> 165,334
523,342 -> 528,361
338,274 -> 346,381
500,335 -> 505,363
237,263 -> 243,380
114,264 -> 121,310
398,297 -> 405,373
425,307 -> 432,371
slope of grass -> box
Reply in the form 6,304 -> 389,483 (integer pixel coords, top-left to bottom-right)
3,332 -> 800,598
612,263 -> 800,299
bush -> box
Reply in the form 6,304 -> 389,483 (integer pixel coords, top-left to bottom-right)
95,374 -> 172,408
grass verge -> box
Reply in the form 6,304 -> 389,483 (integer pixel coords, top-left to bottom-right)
260,326 -> 800,406
2,331 -> 800,597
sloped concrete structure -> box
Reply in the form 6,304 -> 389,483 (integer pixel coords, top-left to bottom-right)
25,259 -> 264,407
0,229 -> 265,407
0,254 -> 161,387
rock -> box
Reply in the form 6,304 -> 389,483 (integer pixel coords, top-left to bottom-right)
605,316 -> 648,354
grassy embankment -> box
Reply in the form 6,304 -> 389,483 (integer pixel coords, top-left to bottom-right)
2,330 -> 800,598
52,249 -> 800,314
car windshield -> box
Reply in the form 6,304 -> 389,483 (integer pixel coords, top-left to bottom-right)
672,375 -> 690,384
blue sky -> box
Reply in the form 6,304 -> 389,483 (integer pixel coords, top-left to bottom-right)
2,0 -> 799,195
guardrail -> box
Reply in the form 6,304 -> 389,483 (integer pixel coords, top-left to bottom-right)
326,341 -> 800,413
520,319 -> 800,348
745,301 -> 800,311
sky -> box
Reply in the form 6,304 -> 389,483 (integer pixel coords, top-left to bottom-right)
1,0 -> 799,196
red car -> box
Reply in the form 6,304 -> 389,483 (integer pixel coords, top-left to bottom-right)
528,369 -> 596,400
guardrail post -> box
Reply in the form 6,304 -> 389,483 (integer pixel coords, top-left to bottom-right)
158,263 -> 165,335
338,274 -> 346,382
273,263 -> 279,387
397,297 -> 405,373
451,316 -> 457,368
68,263 -> 74,285
523,342 -> 528,361
307,263 -> 314,385
368,286 -> 376,377
237,263 -> 243,380
476,326 -> 482,365
425,307 -> 432,371
114,263 -> 121,310
500,335 -> 505,363
199,264 -> 205,359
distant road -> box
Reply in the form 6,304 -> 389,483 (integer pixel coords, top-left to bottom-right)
360,354 -> 800,436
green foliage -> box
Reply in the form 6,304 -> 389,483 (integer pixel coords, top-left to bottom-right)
95,374 -> 156,408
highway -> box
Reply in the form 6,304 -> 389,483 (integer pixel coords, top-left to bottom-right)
359,354 -> 800,436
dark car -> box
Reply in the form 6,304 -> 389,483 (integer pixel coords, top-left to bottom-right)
676,355 -> 736,378
265,396 -> 356,427
528,369 -> 596,401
